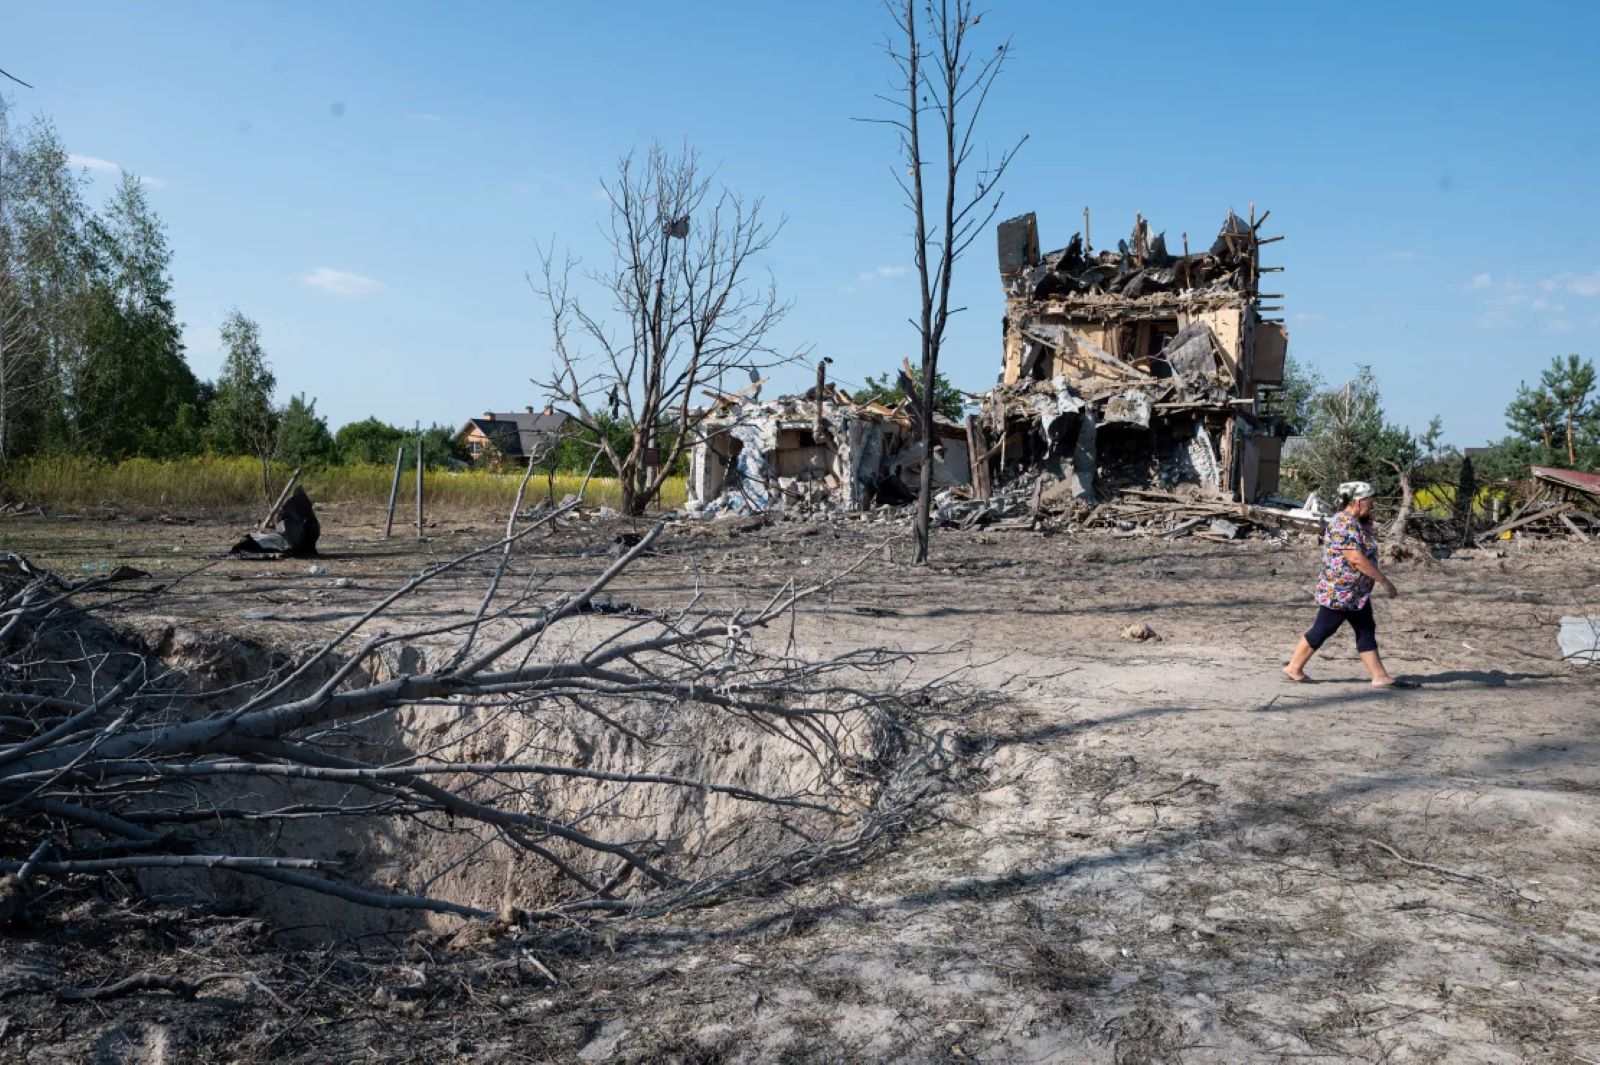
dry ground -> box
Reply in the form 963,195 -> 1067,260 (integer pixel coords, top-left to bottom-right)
2,504 -> 1598,1063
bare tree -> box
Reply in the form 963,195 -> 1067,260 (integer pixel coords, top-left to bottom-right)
535,143 -> 792,517
872,1 -> 1023,563
0,504 -> 952,927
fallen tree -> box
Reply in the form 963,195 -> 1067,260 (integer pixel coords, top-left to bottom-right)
0,502 -> 956,928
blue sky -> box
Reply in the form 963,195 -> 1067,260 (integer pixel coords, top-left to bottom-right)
6,0 -> 1598,445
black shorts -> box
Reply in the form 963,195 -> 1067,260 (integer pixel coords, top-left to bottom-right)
1305,603 -> 1377,653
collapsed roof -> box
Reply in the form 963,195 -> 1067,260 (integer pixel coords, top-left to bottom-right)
999,209 -> 1265,304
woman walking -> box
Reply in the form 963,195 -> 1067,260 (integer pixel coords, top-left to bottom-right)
1284,481 -> 1409,688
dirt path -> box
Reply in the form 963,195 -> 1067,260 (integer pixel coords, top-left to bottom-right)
2,510 -> 1598,1061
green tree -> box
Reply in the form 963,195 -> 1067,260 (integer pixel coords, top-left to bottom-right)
74,175 -> 201,459
1472,436 -> 1540,483
1540,354 -> 1596,466
1506,381 -> 1560,459
205,309 -> 277,494
274,393 -> 334,467
334,417 -> 408,465
1289,366 -> 1421,501
0,108 -> 93,456
1263,354 -> 1324,436
1503,354 -> 1600,471
852,369 -> 966,421
420,423 -> 466,468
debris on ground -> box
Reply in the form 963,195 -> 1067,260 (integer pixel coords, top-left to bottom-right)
224,487 -> 322,558
1558,614 -> 1600,665
1471,465 -> 1600,544
1121,621 -> 1160,642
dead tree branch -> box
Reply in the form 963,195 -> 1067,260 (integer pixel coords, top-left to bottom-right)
0,519 -> 957,928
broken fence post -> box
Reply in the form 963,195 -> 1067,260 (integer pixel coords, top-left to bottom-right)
383,446 -> 404,540
415,432 -> 424,540
261,467 -> 303,530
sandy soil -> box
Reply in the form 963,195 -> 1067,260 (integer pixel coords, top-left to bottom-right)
1,505 -> 1597,1063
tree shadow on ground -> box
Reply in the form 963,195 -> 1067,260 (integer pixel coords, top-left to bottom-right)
622,668 -> 1588,950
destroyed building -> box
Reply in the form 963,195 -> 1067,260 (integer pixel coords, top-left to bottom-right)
973,209 -> 1289,504
685,384 -> 971,516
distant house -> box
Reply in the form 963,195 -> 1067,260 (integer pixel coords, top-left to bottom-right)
459,407 -> 572,466
1275,435 -> 1311,482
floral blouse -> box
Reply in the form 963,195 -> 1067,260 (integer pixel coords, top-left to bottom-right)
1315,511 -> 1378,610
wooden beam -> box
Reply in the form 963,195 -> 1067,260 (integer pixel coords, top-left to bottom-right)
260,468 -> 302,530
383,447 -> 403,540
1475,502 -> 1574,542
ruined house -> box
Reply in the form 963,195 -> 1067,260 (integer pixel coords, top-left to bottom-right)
973,209 -> 1289,503
685,385 -> 971,516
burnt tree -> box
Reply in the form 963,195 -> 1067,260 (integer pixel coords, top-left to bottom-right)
873,0 -> 1022,563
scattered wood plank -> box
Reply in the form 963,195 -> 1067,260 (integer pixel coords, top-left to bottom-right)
1475,502 -> 1574,543
1159,517 -> 1208,539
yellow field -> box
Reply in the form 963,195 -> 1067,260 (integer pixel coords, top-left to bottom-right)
0,456 -> 685,514
1412,484 -> 1516,517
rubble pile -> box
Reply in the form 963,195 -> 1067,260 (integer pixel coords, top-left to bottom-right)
933,476 -> 1319,541
1471,465 -> 1600,544
685,385 -> 970,517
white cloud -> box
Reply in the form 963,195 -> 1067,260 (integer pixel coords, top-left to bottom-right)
1533,268 -> 1600,298
857,265 -> 910,284
69,153 -> 165,188
69,153 -> 118,173
300,267 -> 385,297
406,112 -> 444,123
1469,273 -> 1555,329
1291,312 -> 1325,324
1565,269 -> 1600,297
1548,319 -> 1575,334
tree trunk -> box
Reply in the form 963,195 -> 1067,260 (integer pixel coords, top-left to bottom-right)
1386,464 -> 1414,541
913,359 -> 935,564
620,468 -> 641,517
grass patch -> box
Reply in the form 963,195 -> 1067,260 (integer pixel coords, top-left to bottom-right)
0,456 -> 685,515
